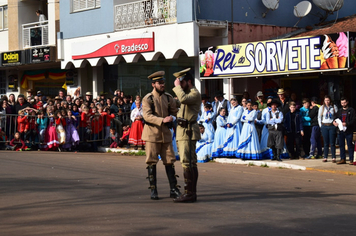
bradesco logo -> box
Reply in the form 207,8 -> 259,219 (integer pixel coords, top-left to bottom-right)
2,52 -> 21,64
213,36 -> 322,76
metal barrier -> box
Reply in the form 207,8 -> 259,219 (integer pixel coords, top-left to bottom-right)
0,112 -> 133,150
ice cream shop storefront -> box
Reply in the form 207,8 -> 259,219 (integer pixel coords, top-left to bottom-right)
200,32 -> 356,106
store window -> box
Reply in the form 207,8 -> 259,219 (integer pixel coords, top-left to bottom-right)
71,0 -> 101,12
0,71 -> 6,96
0,5 -> 8,30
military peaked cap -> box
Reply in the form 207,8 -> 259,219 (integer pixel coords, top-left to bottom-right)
148,71 -> 165,82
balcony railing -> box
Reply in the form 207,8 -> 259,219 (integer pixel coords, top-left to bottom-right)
114,0 -> 177,31
22,21 -> 49,49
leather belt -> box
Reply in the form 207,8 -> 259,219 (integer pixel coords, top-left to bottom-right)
322,123 -> 333,126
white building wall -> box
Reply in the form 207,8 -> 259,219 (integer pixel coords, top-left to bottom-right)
0,31 -> 8,52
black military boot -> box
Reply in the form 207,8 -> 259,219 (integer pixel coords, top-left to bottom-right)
173,168 -> 196,203
276,149 -> 282,162
147,165 -> 159,200
165,164 -> 181,198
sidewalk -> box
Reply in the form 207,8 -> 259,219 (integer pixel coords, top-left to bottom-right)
214,158 -> 356,176
99,146 -> 356,176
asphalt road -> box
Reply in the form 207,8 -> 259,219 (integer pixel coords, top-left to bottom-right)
1,151 -> 356,236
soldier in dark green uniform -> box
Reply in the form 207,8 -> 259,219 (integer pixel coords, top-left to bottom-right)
172,68 -> 201,203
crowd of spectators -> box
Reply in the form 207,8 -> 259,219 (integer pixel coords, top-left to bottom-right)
0,88 -> 144,152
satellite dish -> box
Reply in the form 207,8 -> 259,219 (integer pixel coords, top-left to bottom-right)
261,0 -> 279,18
262,0 -> 279,10
294,1 -> 312,17
293,1 -> 312,27
312,0 -> 344,12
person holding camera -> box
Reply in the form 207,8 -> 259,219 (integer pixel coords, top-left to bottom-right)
141,71 -> 181,201
172,68 -> 201,203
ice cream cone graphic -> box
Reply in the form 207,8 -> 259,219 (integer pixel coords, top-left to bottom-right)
336,32 -> 348,68
326,57 -> 338,69
320,61 -> 329,69
338,56 -> 347,68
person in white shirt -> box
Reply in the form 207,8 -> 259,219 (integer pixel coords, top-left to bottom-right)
318,95 -> 338,163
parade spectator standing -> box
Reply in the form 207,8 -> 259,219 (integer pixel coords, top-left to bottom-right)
15,95 -> 31,114
141,71 -> 181,200
129,100 -> 145,150
284,102 -> 304,159
300,99 -> 312,158
318,95 -> 338,163
37,111 -> 48,145
277,88 -> 290,116
63,109 -> 80,151
333,97 -> 356,164
308,97 -> 322,159
172,68 -> 201,203
212,91 -> 231,125
266,100 -> 284,161
256,91 -> 266,111
17,109 -> 29,140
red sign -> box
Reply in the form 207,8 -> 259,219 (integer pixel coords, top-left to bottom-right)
72,35 -> 155,60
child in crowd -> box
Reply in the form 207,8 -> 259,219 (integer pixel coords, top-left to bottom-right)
211,108 -> 227,158
80,106 -> 91,141
9,132 -> 29,151
45,105 -> 59,150
91,113 -> 103,152
300,99 -> 312,158
63,109 -> 80,151
101,106 -> 115,146
284,102 -> 304,159
196,123 -> 214,163
120,124 -> 131,148
37,110 -> 48,146
199,103 -> 214,133
17,109 -> 29,140
0,129 -> 8,150
55,110 -> 66,149
109,128 -> 119,148
25,109 -> 38,147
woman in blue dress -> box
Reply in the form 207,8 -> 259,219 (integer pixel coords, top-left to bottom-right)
221,97 -> 243,157
211,108 -> 227,158
236,101 -> 262,160
199,103 -> 215,133
196,123 -> 214,163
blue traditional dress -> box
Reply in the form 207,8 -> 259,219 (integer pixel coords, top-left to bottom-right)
259,107 -> 273,159
221,105 -> 243,157
199,110 -> 214,133
236,109 -> 262,159
196,123 -> 214,163
211,115 -> 227,158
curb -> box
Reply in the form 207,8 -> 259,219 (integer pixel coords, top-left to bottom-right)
98,147 -> 143,154
214,158 -> 306,170
305,167 -> 356,176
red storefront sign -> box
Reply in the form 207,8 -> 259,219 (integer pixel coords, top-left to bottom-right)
72,33 -> 155,60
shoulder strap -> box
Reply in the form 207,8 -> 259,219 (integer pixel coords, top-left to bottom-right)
148,95 -> 155,114
269,110 -> 279,119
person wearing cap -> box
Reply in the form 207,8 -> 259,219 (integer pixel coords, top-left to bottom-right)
172,68 -> 201,203
85,92 -> 93,104
307,97 -> 322,159
266,99 -> 284,161
141,70 -> 181,201
221,96 -> 243,157
256,91 -> 266,111
277,88 -> 290,116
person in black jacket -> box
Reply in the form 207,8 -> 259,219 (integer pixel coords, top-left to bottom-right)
284,102 -> 304,159
333,97 -> 356,165
14,95 -> 31,114
307,97 -> 322,159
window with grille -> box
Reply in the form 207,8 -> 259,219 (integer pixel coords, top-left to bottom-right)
0,5 -> 8,31
71,0 -> 101,13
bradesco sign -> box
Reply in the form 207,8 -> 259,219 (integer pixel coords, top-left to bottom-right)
72,32 -> 154,60
201,33 -> 349,77
1,51 -> 22,66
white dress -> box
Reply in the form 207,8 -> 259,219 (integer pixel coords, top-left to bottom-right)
196,123 -> 214,163
221,105 -> 243,157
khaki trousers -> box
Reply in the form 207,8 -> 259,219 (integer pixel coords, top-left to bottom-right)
177,140 -> 197,168
145,142 -> 176,165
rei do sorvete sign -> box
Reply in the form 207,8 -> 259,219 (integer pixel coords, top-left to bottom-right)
200,32 -> 349,77
72,32 -> 155,60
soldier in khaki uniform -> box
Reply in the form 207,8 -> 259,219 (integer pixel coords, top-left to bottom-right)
141,71 -> 181,200
172,68 -> 201,203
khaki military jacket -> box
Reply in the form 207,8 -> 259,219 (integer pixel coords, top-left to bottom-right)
141,89 -> 178,143
172,85 -> 201,141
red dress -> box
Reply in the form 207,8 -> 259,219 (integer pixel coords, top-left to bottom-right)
128,107 -> 145,146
